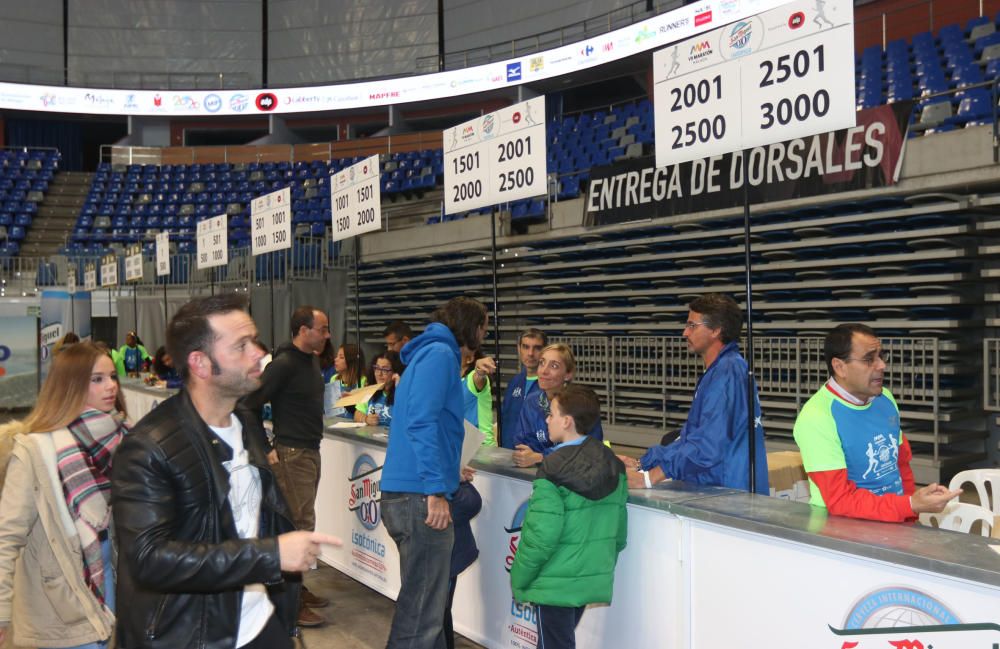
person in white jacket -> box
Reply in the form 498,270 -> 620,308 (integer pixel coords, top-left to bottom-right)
0,341 -> 129,649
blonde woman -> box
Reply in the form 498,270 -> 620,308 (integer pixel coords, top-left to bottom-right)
511,343 -> 605,467
0,342 -> 128,649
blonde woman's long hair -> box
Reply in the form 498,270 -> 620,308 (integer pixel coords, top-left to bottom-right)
542,343 -> 577,378
23,341 -> 126,434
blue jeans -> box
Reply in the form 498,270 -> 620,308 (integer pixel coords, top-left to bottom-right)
382,492 -> 454,649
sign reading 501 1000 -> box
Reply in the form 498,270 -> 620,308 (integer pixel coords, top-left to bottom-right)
251,187 -> 291,256
443,96 -> 547,215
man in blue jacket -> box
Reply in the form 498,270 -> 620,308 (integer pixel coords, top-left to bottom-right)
622,293 -> 769,494
500,327 -> 546,448
381,296 -> 488,649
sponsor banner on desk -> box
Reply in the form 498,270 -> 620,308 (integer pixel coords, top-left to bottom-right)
0,316 -> 39,409
688,523 -> 1000,648
316,439 -> 399,597
587,102 -> 912,226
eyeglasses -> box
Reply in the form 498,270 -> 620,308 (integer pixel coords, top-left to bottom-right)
312,326 -> 330,333
684,321 -> 709,330
843,350 -> 890,366
372,365 -> 394,373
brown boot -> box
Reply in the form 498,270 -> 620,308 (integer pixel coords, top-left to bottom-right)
297,605 -> 325,628
301,587 -> 330,609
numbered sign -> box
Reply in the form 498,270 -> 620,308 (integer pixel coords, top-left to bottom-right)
125,244 -> 144,282
197,214 -> 228,270
84,264 -> 97,292
654,0 -> 855,167
100,255 -> 118,288
330,154 -> 381,243
443,96 -> 547,215
155,231 -> 170,277
67,266 -> 76,295
251,187 -> 292,255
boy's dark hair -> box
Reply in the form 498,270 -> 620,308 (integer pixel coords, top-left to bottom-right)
824,323 -> 876,376
430,297 -> 487,351
688,293 -> 743,343
167,294 -> 248,383
382,320 -> 413,339
290,305 -> 320,338
551,384 -> 601,435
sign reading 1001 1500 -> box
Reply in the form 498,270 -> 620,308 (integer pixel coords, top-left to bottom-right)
330,154 -> 381,243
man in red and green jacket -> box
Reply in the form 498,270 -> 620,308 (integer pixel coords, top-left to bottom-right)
793,324 -> 960,522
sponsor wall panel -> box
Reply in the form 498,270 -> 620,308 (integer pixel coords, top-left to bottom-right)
0,316 -> 39,409
316,437 -> 401,598
588,102 -> 911,226
689,523 -> 1000,648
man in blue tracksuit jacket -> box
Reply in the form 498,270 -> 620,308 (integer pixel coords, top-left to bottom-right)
380,296 -> 488,649
500,328 -> 547,448
623,294 -> 769,494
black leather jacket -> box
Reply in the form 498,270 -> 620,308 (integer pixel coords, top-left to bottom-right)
111,390 -> 300,649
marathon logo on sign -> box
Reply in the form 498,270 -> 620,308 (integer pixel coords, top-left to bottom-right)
255,93 -> 277,111
588,103 -> 912,226
826,587 -> 1000,647
725,21 -> 753,58
688,41 -> 714,64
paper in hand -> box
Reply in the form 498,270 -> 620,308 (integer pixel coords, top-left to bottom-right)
334,382 -> 384,407
461,420 -> 486,470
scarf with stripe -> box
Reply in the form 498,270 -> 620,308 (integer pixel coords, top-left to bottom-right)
53,409 -> 128,604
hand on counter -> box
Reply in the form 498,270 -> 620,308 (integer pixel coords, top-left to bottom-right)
512,444 -> 543,468
461,466 -> 476,483
618,454 -> 641,471
626,465 -> 666,489
910,483 -> 963,514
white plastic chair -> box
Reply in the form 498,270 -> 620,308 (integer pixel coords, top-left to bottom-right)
948,468 -> 1000,515
919,502 -> 994,536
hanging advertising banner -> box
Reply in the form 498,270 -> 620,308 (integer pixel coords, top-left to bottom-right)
587,102 -> 911,226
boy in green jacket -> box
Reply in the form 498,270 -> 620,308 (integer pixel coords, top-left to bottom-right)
510,384 -> 628,649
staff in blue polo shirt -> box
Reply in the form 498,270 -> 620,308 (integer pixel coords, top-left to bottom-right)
500,328 -> 547,448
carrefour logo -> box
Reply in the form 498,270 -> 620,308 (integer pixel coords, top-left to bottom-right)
204,94 -> 222,113
348,454 -> 382,530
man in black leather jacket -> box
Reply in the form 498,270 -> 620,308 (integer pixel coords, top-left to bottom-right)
112,294 -> 341,649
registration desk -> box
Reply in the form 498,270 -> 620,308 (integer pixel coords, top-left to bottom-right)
119,377 -> 176,422
315,424 -> 1000,649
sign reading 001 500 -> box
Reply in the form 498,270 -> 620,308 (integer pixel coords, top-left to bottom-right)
329,154 -> 382,244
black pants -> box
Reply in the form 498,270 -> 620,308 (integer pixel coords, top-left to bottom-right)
242,614 -> 293,649
537,605 -> 585,649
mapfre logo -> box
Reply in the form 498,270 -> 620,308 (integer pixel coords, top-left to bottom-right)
827,587 -> 998,647
255,92 -> 277,111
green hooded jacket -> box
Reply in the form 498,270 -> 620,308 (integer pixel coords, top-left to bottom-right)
510,435 -> 628,607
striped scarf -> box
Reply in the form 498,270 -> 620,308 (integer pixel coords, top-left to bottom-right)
53,409 -> 128,604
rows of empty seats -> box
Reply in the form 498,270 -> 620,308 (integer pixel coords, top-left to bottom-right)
856,14 -> 1000,133
0,149 -> 59,258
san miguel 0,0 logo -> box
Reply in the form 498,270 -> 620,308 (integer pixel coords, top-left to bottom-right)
503,500 -> 539,649
348,454 -> 382,529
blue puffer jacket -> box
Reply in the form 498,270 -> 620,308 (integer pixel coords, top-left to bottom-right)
381,322 -> 464,496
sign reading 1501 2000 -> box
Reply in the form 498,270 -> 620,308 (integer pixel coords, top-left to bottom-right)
333,184 -> 377,233
451,151 -> 483,203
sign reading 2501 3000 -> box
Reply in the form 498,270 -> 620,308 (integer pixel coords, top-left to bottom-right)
330,154 -> 382,243
443,96 -> 547,215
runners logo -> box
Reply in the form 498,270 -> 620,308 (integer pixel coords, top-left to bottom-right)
348,453 -> 382,530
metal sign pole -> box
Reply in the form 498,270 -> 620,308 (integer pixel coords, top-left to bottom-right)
741,149 -> 757,494
491,207 -> 503,444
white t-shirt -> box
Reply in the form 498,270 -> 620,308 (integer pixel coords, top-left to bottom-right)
210,414 -> 275,648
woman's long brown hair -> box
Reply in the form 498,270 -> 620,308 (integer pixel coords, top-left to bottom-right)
23,341 -> 126,433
